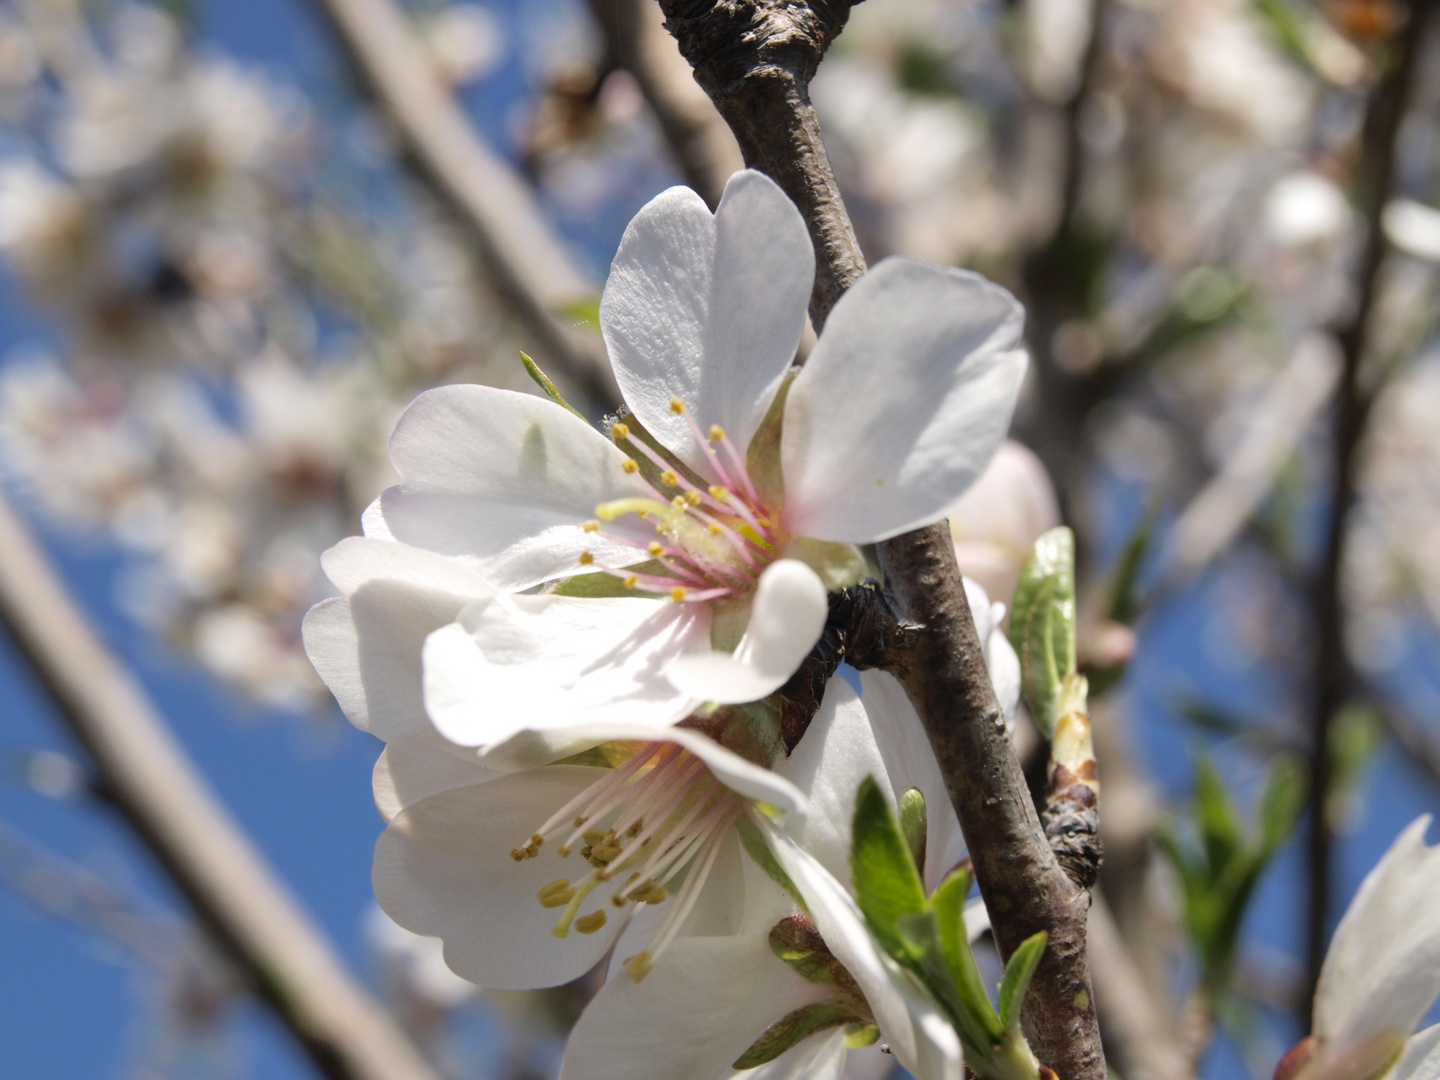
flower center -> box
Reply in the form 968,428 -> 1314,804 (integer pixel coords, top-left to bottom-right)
513,741 -> 743,981
577,397 -> 782,602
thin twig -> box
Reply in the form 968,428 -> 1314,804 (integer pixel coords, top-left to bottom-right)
1164,334 -> 1340,580
306,0 -> 618,406
657,5 -> 1106,1075
587,0 -> 742,208
1304,0 -> 1436,1008
0,491 -> 443,1080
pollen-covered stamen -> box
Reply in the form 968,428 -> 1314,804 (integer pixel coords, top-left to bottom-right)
519,744 -> 744,955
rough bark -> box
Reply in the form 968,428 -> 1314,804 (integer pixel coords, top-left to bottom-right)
659,7 -> 1106,1076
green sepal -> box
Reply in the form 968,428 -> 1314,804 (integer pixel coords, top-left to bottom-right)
548,561 -> 667,598
851,776 -> 928,962
520,352 -> 586,420
767,915 -> 860,994
997,932 -> 1047,1034
845,1023 -> 880,1049
737,816 -> 804,908
1009,528 -> 1077,737
732,1001 -> 860,1068
900,788 -> 928,876
784,536 -> 867,591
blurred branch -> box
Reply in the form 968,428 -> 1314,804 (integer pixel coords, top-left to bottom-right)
1305,0 -> 1436,1008
588,0 -> 743,208
1163,334 -> 1340,579
0,491 -> 443,1080
657,4 -> 1107,1077
307,0 -> 619,405
1088,894 -> 1191,1080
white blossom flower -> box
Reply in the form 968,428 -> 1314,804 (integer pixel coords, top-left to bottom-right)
365,168 -> 1025,758
556,677 -> 974,1080
1278,817 -> 1440,1080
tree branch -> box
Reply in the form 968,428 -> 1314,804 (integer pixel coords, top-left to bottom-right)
307,0 -> 618,405
657,6 -> 1105,1075
0,490 -> 443,1080
587,0 -> 743,208
1305,0 -> 1435,1007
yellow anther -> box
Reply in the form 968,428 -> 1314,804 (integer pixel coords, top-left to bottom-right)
671,496 -> 687,511
621,459 -> 639,474
573,816 -> 588,827
670,586 -> 687,601
557,844 -> 573,857
708,424 -> 725,441
624,574 -> 638,589
708,523 -> 722,535
660,470 -> 679,487
537,880 -> 576,909
578,551 -> 594,566
509,848 -> 526,862
685,491 -> 701,506
575,910 -> 608,935
581,520 -> 600,533
627,951 -> 654,982
627,820 -> 644,837
612,422 -> 631,440
582,828 -> 607,845
530,834 -> 544,847
669,397 -> 685,414
612,893 -> 631,907
638,509 -> 650,520
648,541 -> 664,556
708,485 -> 729,501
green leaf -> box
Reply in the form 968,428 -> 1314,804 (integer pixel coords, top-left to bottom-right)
997,932 -> 1047,1033
737,817 -> 804,909
1259,755 -> 1307,852
933,868 -> 1004,1043
520,352 -> 586,420
899,788 -> 928,875
733,1001 -> 860,1068
1009,528 -> 1076,737
850,777 -> 928,963
1106,496 -> 1161,626
1194,757 -> 1242,878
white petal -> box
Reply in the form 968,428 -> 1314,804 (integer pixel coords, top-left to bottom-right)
664,559 -> 827,704
858,670 -> 965,892
776,677 -> 893,884
320,535 -> 493,597
781,258 -> 1027,543
559,934 -> 828,1080
422,594 -> 710,754
373,734 -> 493,822
985,627 -> 1022,724
1315,816 -> 1440,1048
374,766 -> 633,990
963,578 -> 995,642
601,171 -> 813,477
1393,1026 -> 1440,1080
304,539 -> 494,741
374,385 -> 652,590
